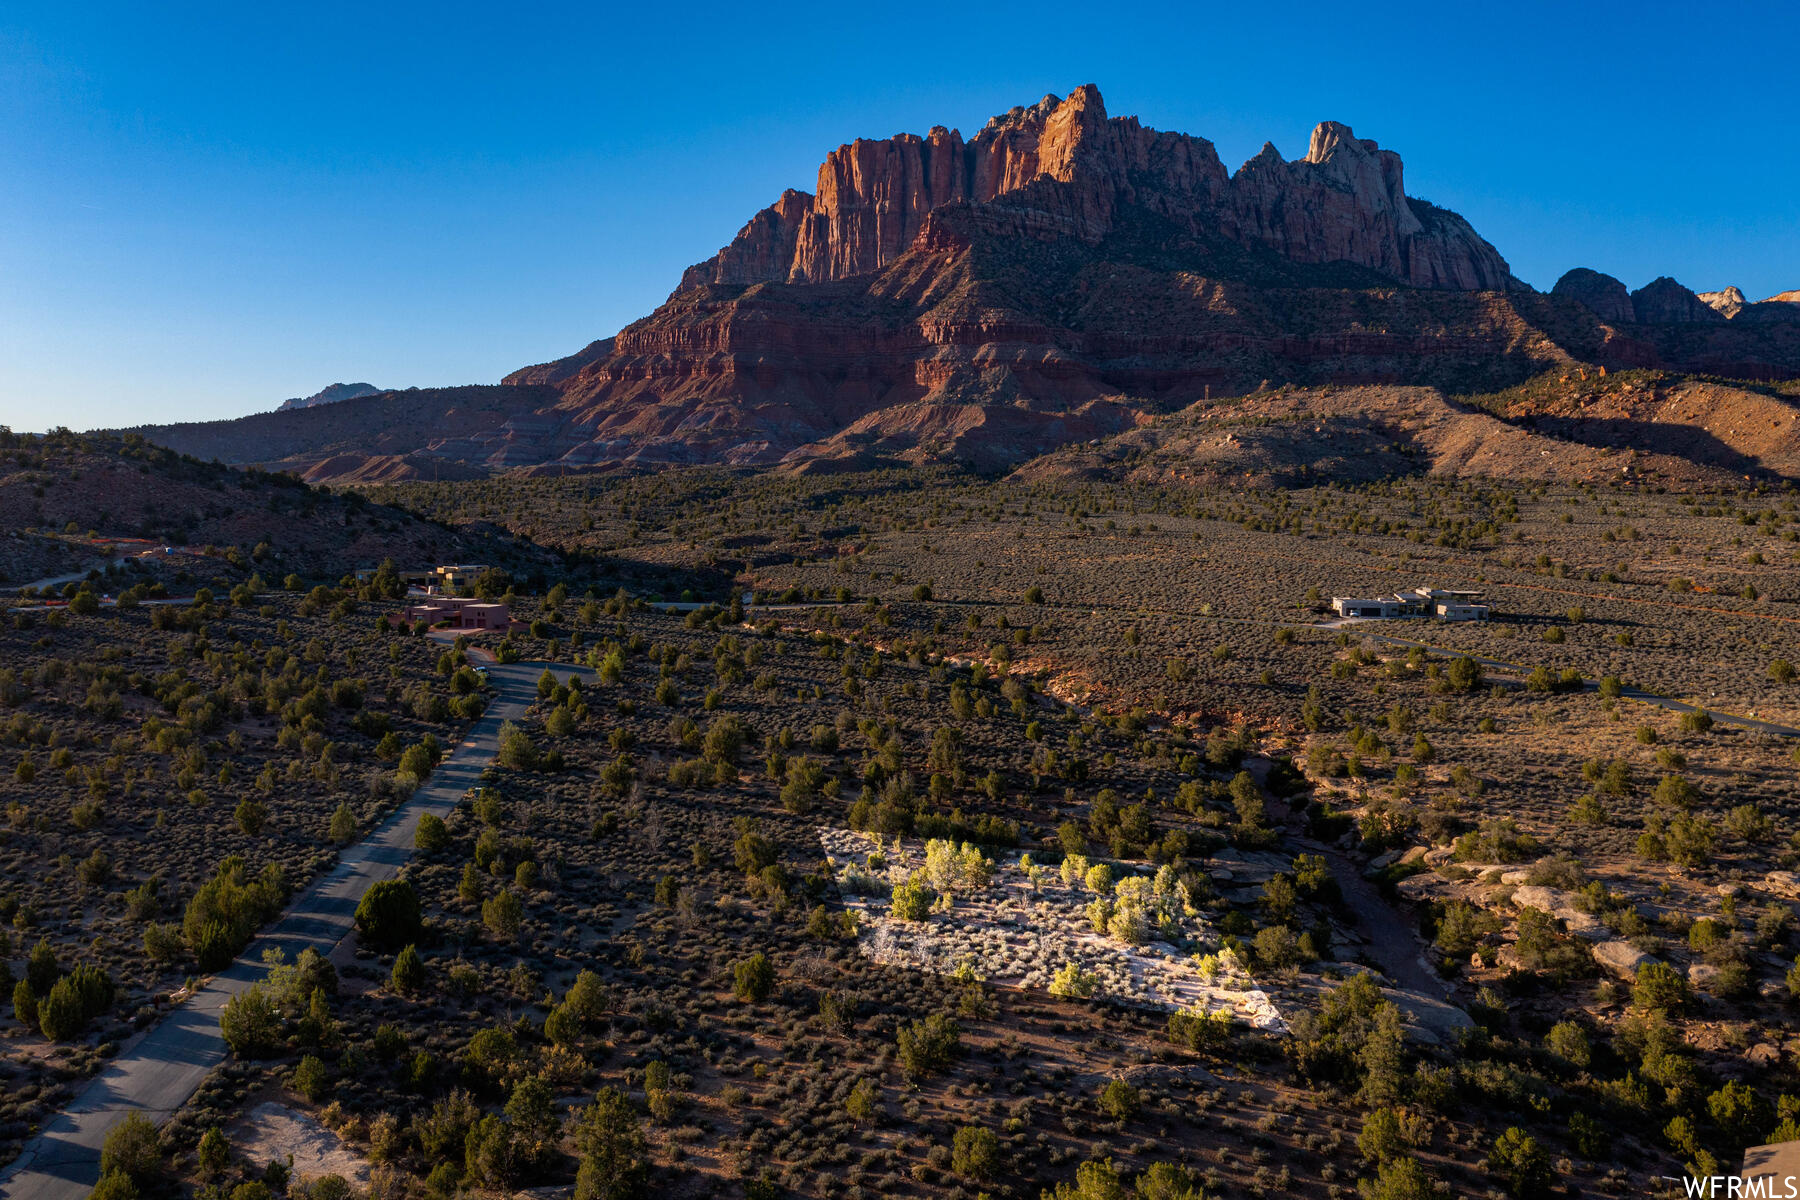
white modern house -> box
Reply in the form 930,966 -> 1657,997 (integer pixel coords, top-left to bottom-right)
1330,585 -> 1491,622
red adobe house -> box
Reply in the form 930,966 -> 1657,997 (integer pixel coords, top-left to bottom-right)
398,596 -> 510,631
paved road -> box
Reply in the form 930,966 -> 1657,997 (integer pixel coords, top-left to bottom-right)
0,659 -> 591,1200
4,558 -> 131,595
8,598 -> 193,613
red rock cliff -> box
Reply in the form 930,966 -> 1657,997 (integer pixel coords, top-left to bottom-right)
681,85 -> 1515,293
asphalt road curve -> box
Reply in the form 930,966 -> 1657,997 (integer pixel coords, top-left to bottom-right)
0,659 -> 591,1200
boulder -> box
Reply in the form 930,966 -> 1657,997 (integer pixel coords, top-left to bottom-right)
1510,885 -> 1565,912
1763,871 -> 1800,900
1559,910 -> 1609,941
1388,993 -> 1474,1047
1593,941 -> 1653,979
1364,850 -> 1400,878
1395,873 -> 1442,902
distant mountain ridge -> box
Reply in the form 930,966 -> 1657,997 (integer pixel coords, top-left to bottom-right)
277,382 -> 381,412
121,85 -> 1800,484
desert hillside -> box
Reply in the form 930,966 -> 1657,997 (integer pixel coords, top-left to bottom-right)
0,428 -> 542,580
1012,372 -> 1800,489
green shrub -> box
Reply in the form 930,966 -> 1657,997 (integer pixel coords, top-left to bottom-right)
1357,1157 -> 1433,1200
197,1128 -> 229,1177
497,722 -> 540,770
950,1124 -> 1000,1179
1167,1008 -> 1232,1051
1098,1079 -> 1140,1121
1632,960 -> 1689,1013
183,857 -> 285,970
1044,1159 -> 1127,1200
390,944 -> 426,993
219,985 -> 281,1057
355,880 -> 423,950
27,938 -> 57,993
889,876 -> 934,921
481,888 -> 523,940
100,1111 -> 162,1180
1485,1126 -> 1551,1198
234,798 -> 268,836
896,1013 -> 960,1078
571,1086 -> 647,1200
89,1172 -> 139,1200
1545,1020 -> 1591,1068
292,1054 -> 329,1101
415,813 -> 449,853
37,963 -> 112,1040
1253,925 -> 1302,969
1446,656 -> 1482,692
845,1077 -> 879,1125
12,976 -> 40,1031
1049,962 -> 1098,999
1358,1108 -> 1416,1163
731,952 -> 774,1002
38,979 -> 84,1041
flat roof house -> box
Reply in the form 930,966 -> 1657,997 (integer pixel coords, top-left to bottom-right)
1330,585 -> 1490,622
1330,596 -> 1406,619
398,595 -> 510,631
1433,599 -> 1491,621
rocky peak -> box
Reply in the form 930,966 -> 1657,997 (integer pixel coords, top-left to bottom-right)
1552,268 -> 1636,325
680,85 -> 1515,294
1227,119 -> 1495,284
1036,83 -> 1109,170
1698,285 -> 1748,318
1305,120 -> 1371,162
1242,142 -> 1285,170
277,382 -> 381,412
980,91 -> 1073,135
1630,276 -> 1725,324
1296,120 -> 1422,237
682,189 -> 814,290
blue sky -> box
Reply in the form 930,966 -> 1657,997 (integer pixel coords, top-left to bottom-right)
2,0 -> 1795,431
